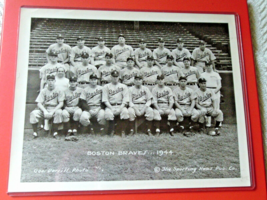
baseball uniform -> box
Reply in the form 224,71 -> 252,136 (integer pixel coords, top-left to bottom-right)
91,45 -> 111,67
173,86 -> 199,122
181,66 -> 200,91
191,47 -> 216,73
140,65 -> 162,91
161,65 -> 183,90
172,48 -> 191,68
79,85 -> 105,126
194,88 -> 223,123
70,45 -> 91,67
39,63 -> 66,81
153,47 -> 171,67
120,67 -> 140,87
134,47 -> 152,68
98,64 -> 120,85
111,44 -> 134,69
75,63 -> 99,88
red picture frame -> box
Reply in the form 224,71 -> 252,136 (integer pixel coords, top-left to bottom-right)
0,0 -> 266,199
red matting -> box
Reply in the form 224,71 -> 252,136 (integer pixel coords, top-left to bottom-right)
0,0 -> 266,199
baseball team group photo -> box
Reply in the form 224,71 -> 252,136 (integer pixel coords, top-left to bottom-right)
17,13 -> 245,185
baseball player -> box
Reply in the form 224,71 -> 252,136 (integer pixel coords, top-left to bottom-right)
46,34 -> 72,77
195,77 -> 223,136
161,55 -> 183,91
102,70 -> 130,137
91,37 -> 111,68
111,34 -> 134,69
98,53 -> 120,85
62,76 -> 83,136
39,50 -> 66,91
70,36 -> 92,72
79,74 -> 106,135
153,38 -> 171,68
30,75 -> 64,138
128,74 -> 154,136
181,57 -> 200,91
200,61 -> 222,127
140,56 -> 162,91
191,40 -> 216,73
134,39 -> 153,69
75,52 -> 99,89
120,57 -> 140,87
172,38 -> 192,69
152,74 -> 177,136
54,66 -> 69,92
173,76 -> 199,136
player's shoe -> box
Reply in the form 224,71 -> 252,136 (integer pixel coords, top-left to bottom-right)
215,127 -> 221,136
33,132 -> 38,139
72,129 -> 77,136
121,131 -> 126,138
147,129 -> 152,136
129,129 -> 134,136
155,129 -> 160,136
53,132 -> 58,138
66,129 -> 72,137
169,128 -> 174,136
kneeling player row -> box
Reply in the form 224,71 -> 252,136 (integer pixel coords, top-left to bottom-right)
29,71 -> 223,138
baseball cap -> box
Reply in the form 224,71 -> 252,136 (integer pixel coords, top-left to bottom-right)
183,57 -> 191,61
134,73 -> 143,79
139,38 -> 145,43
98,37 -> 104,41
198,77 -> 207,83
166,55 -> 174,60
57,34 -> 64,39
77,36 -> 84,41
179,76 -> 187,81
127,57 -> 134,62
81,52 -> 89,58
111,70 -> 120,77
177,38 -> 183,43
158,38 -> 165,43
118,34 -> 125,39
90,74 -> 99,79
199,40 -> 206,45
105,53 -> 113,58
69,76 -> 78,82
47,74 -> 55,80
157,74 -> 165,80
48,50 -> 58,57
147,56 -> 154,61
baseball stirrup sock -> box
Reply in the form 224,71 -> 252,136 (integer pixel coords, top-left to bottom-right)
64,122 -> 70,130
154,120 -> 161,129
169,121 -> 176,129
215,121 -> 221,128
32,123 -> 38,133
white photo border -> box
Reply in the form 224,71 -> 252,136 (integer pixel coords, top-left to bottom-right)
8,8 -> 251,193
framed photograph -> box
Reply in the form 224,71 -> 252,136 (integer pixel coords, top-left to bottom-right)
8,8 -> 253,194
0,0 -> 266,199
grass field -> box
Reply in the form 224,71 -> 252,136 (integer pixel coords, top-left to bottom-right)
21,124 -> 240,182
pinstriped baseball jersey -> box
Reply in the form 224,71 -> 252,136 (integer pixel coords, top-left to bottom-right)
64,87 -> 83,107
194,88 -> 215,107
171,48 -> 191,62
91,46 -> 110,61
173,87 -> 195,105
75,64 -> 99,82
102,83 -> 129,105
134,48 -> 152,63
80,85 -> 103,106
36,88 -> 64,106
152,85 -> 173,104
140,66 -> 162,84
153,47 -> 171,64
98,64 -> 120,82
120,67 -> 140,85
70,46 -> 91,62
46,43 -> 71,62
161,65 -> 183,84
181,66 -> 199,83
111,45 -> 134,63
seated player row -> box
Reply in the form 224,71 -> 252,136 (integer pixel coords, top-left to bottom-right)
30,70 -> 223,138
46,33 -> 216,75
